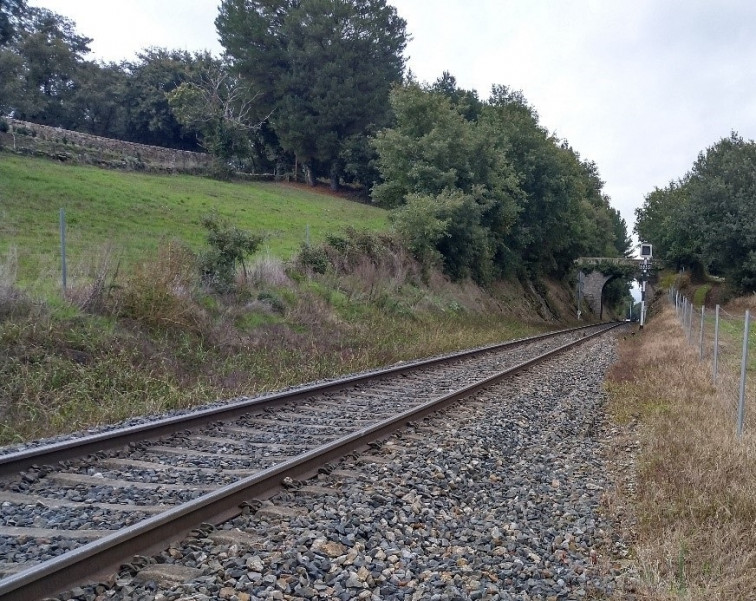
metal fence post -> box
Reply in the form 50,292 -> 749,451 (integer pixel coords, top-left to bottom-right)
736,310 -> 751,438
713,305 -> 720,385
699,306 -> 705,359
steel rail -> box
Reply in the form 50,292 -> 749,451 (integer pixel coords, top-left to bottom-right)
0,322 -> 621,601
0,324 -> 608,476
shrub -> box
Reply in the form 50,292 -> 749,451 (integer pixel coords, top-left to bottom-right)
295,243 -> 331,274
257,290 -> 287,314
248,254 -> 289,287
198,214 -> 264,293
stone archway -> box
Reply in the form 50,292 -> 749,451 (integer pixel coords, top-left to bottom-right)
582,270 -> 613,318
576,257 -> 649,319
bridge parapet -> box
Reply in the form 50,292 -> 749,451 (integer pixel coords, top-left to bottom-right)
575,257 -> 641,267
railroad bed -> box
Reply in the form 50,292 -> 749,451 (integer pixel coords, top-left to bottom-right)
0,324 -> 627,600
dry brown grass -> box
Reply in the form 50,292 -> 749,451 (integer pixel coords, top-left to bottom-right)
0,246 -> 33,320
725,293 -> 756,312
606,304 -> 756,600
113,241 -> 209,335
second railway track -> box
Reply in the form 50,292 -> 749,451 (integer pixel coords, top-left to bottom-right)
0,323 -> 621,601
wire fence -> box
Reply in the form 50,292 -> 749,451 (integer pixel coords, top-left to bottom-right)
669,288 -> 754,436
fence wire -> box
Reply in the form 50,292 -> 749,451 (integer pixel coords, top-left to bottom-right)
670,288 -> 754,435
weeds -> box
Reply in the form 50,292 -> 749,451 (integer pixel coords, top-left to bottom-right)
0,235 -> 549,446
113,241 -> 207,335
605,304 -> 756,600
0,246 -> 34,320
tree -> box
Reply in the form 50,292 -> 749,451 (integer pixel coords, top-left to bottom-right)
608,206 -> 633,257
0,44 -> 23,114
199,213 -> 264,293
120,48 -> 212,149
686,133 -> 756,290
374,77 -> 628,283
372,82 -> 521,283
635,180 -> 703,276
67,60 -> 129,136
167,59 -> 267,171
2,6 -> 91,126
429,71 -> 483,122
216,0 -> 407,189
485,87 -> 621,276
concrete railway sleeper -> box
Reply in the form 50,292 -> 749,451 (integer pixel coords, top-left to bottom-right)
0,323 -> 621,601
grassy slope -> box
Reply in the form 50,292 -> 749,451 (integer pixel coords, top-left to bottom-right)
1,154 -> 571,445
0,154 -> 388,286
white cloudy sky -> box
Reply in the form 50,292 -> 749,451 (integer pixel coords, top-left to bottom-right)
28,0 -> 756,241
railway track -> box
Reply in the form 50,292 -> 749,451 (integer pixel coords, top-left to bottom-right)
0,323 -> 621,601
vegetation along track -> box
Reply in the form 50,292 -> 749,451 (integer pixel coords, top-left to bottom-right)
0,323 -> 620,601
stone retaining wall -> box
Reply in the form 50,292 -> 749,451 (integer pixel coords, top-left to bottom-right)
0,118 -> 214,174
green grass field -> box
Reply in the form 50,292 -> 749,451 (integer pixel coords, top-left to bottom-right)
0,152 -> 554,445
0,154 -> 388,286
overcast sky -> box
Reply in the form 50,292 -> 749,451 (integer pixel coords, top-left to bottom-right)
28,0 -> 756,243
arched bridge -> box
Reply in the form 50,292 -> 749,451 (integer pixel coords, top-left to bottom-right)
575,257 -> 654,317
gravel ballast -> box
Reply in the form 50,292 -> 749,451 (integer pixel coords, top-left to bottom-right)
53,334 -> 630,601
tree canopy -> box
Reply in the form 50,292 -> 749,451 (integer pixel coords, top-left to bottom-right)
0,0 -> 26,47
0,3 -> 91,123
372,79 -> 631,283
216,0 -> 407,188
636,133 -> 756,291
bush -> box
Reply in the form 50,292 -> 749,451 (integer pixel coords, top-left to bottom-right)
199,214 -> 264,293
257,290 -> 287,314
0,285 -> 34,321
295,243 -> 331,274
0,118 -> 8,133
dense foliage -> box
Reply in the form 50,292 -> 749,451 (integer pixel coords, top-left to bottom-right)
635,133 -> 756,291
373,77 -> 632,283
216,0 -> 407,189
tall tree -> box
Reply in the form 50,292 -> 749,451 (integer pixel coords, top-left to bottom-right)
372,82 -> 522,282
486,87 -> 604,276
608,206 -> 633,257
686,133 -> 756,290
636,132 -> 756,291
216,0 -> 407,189
635,180 -> 704,277
2,6 -> 91,126
68,60 -> 129,136
429,71 -> 483,122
